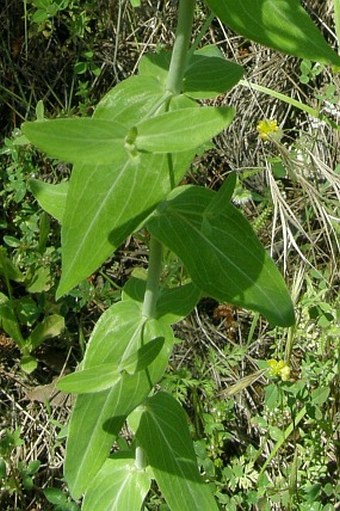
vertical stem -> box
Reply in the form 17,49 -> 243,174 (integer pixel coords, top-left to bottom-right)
334,0 -> 340,52
135,445 -> 145,470
139,0 -> 196,469
142,236 -> 163,319
166,0 -> 196,95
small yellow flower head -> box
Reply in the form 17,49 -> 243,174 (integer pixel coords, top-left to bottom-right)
257,119 -> 282,141
267,359 -> 291,381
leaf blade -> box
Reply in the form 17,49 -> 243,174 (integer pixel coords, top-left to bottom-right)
147,186 -> 295,326
57,364 -> 121,394
83,454 -> 151,511
29,179 -> 68,223
184,49 -> 244,99
136,392 -> 218,511
205,0 -> 340,66
64,301 -> 174,499
136,107 -> 235,153
22,118 -> 127,164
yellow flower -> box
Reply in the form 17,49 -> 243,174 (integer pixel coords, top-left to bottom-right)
257,119 -> 282,141
267,359 -> 291,381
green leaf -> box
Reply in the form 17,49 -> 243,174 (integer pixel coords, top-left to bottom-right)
204,171 -> 237,217
43,487 -> 68,506
138,52 -> 170,86
58,337 -> 165,393
64,301 -> 174,499
136,107 -> 235,153
130,0 -> 141,7
121,336 -> 165,375
28,314 -> 65,351
311,386 -> 330,405
57,364 -> 121,394
29,179 -> 68,223
136,392 -> 218,511
122,277 -> 201,324
35,100 -> 44,121
0,293 -> 24,348
20,355 -> 38,374
26,460 -> 41,475
0,459 -> 6,480
184,47 -> 244,99
0,248 -> 24,282
26,266 -> 52,293
22,118 -> 128,165
94,75 -> 166,126
83,453 -> 151,511
265,383 -> 282,410
139,45 -> 243,99
156,283 -> 201,324
56,80 -> 195,297
147,186 -> 295,326
205,0 -> 340,66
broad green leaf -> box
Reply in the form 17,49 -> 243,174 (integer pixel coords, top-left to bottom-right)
29,179 -> 68,223
0,293 -> 24,348
58,337 -> 165,393
139,46 -> 244,99
43,488 -> 68,506
22,118 -> 127,165
64,301 -> 174,499
204,171 -> 236,217
136,107 -> 235,153
122,277 -> 201,324
0,248 -> 24,282
83,453 -> 151,511
20,355 -> 38,374
138,52 -> 170,86
94,75 -> 166,126
136,392 -> 218,511
25,265 -> 52,293
28,314 -> 65,351
121,276 -> 146,303
311,386 -> 330,405
57,363 -> 121,394
56,82 -> 195,297
147,186 -> 295,326
57,150 -> 192,297
122,336 -> 165,374
157,283 -> 201,324
205,0 -> 340,66
184,48 -> 244,99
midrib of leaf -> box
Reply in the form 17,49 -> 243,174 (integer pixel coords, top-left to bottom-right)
67,159 -> 130,261
110,471 -> 131,508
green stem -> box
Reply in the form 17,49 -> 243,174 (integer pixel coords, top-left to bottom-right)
135,445 -> 146,470
334,0 -> 340,52
143,1 -> 195,319
142,236 -> 163,319
139,0 -> 196,484
166,0 -> 196,95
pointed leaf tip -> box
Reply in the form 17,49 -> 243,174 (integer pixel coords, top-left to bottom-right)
205,0 -> 340,66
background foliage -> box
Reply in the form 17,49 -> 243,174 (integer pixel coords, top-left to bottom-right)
0,1 -> 339,510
